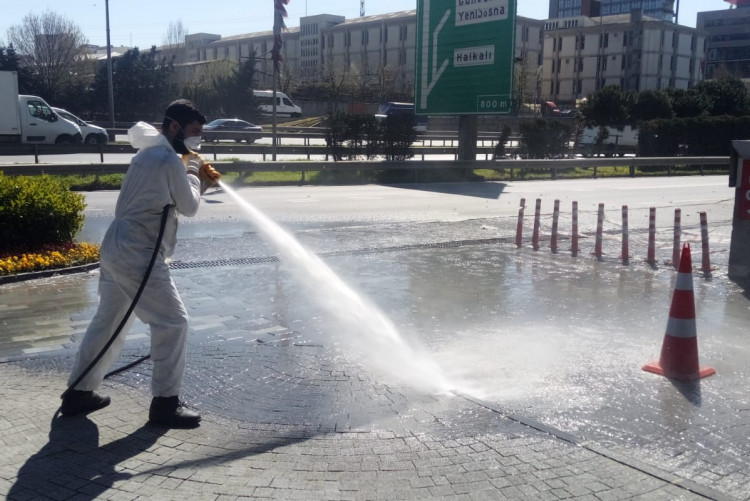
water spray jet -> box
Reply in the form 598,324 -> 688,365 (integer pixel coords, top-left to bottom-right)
218,181 -> 454,395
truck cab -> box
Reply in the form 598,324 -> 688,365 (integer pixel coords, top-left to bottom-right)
18,95 -> 82,144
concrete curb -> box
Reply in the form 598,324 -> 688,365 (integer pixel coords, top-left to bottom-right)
0,262 -> 99,285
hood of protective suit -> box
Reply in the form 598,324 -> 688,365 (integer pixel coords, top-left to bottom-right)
128,121 -> 172,150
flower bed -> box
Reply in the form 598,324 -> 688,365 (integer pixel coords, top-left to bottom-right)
0,242 -> 99,276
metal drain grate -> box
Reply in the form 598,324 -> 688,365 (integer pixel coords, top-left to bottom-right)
169,237 -> 511,270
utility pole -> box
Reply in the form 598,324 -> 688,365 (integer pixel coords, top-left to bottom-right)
361,0 -> 365,17
105,0 -> 115,129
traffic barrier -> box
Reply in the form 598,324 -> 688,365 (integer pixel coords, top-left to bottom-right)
594,203 -> 604,260
647,207 -> 656,265
621,205 -> 629,265
532,198 -> 541,251
642,243 -> 715,381
571,201 -> 579,257
551,199 -> 560,253
700,211 -> 712,278
515,198 -> 525,248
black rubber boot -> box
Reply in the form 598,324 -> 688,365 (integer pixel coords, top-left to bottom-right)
60,389 -> 111,416
148,396 -> 201,428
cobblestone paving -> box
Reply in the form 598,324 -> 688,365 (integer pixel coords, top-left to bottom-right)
0,362 -> 723,500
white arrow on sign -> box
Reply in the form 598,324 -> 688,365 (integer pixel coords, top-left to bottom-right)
420,0 -> 450,110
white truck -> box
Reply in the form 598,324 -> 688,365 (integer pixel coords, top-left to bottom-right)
577,125 -> 638,157
0,70 -> 82,144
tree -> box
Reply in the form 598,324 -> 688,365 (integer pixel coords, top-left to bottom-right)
6,10 -> 88,102
0,44 -> 36,94
692,76 -> 750,117
665,88 -> 705,118
0,44 -> 21,71
213,57 -> 258,119
628,89 -> 673,123
519,119 -> 572,158
162,21 -> 188,65
580,86 -> 629,128
90,48 -> 176,122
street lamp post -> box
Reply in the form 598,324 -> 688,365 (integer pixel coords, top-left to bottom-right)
105,0 -> 115,129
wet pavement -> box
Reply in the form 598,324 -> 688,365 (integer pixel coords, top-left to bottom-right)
1,177 -> 749,500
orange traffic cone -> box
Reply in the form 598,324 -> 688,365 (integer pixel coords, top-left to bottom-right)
643,243 -> 715,381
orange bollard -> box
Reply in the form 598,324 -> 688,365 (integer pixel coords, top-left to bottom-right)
643,243 -> 715,381
551,199 -> 560,254
621,205 -> 629,265
532,198 -> 541,251
594,203 -> 604,260
647,207 -> 656,265
571,201 -> 579,257
672,208 -> 681,269
515,198 -> 525,248
700,211 -> 712,278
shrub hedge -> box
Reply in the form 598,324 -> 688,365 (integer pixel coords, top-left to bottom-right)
0,173 -> 86,253
639,115 -> 750,156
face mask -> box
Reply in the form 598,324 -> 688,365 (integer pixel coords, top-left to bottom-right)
183,135 -> 202,151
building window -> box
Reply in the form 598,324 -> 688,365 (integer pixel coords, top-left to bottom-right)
576,34 -> 585,50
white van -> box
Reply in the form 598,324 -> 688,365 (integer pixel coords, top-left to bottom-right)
253,90 -> 302,118
52,107 -> 108,144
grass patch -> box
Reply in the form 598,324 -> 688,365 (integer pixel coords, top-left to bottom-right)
60,174 -> 125,191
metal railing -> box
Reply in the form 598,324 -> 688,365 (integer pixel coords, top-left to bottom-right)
0,157 -> 729,181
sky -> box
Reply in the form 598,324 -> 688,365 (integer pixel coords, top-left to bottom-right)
0,0 -> 730,50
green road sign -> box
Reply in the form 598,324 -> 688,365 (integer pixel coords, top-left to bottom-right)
415,0 -> 516,115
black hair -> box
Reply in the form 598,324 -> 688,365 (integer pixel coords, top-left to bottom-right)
162,99 -> 207,131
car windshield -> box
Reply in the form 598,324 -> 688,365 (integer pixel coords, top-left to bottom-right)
205,119 -> 228,127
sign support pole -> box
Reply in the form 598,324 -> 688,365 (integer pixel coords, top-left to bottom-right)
729,140 -> 750,289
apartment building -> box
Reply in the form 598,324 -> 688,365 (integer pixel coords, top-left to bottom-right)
177,10 -> 544,96
697,1 -> 750,79
548,0 -> 676,22
542,10 -> 705,104
165,8 -> 707,109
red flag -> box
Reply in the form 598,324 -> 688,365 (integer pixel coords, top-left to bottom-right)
272,0 -> 290,71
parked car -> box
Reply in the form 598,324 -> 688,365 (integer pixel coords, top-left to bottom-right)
202,119 -> 263,143
51,107 -> 108,144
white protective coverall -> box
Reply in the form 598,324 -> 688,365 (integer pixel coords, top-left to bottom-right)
68,122 -> 202,397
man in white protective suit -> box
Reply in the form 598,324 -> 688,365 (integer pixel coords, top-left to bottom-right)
61,99 -> 220,428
